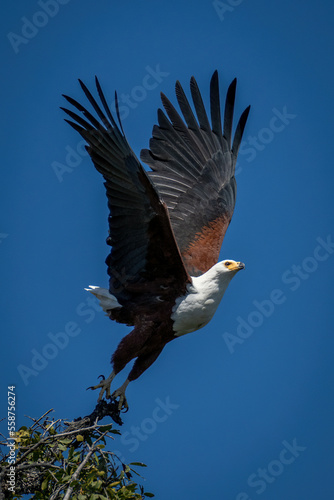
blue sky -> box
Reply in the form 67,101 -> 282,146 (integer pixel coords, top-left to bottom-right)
1,1 -> 334,498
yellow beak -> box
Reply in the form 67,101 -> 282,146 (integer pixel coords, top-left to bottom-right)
230,261 -> 245,271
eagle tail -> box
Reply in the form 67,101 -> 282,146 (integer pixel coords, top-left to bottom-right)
85,286 -> 121,315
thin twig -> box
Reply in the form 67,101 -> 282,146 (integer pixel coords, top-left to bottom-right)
50,483 -> 65,500
42,419 -> 62,438
27,409 -> 54,430
15,421 -> 101,466
15,462 -> 61,471
63,432 -> 107,500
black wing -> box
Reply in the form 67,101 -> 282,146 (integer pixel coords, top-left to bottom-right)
62,78 -> 190,321
140,70 -> 250,276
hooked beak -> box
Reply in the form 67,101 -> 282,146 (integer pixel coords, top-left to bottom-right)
230,261 -> 245,271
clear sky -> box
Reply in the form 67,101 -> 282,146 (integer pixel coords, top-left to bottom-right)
1,1 -> 334,498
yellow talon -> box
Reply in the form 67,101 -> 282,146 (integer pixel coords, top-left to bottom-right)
87,371 -> 116,401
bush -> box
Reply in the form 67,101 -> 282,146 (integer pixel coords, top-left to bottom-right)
0,409 -> 154,499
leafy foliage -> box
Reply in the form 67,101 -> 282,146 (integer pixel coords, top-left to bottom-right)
0,409 -> 154,499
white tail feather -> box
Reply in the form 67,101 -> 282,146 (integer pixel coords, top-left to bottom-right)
85,286 -> 121,314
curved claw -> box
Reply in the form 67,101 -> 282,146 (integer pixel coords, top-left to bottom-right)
86,374 -> 106,391
111,389 -> 129,412
86,372 -> 116,402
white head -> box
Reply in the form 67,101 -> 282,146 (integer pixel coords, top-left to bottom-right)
191,259 -> 245,294
210,259 -> 245,285
221,259 -> 245,273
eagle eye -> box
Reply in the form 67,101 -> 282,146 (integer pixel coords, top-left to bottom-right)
225,261 -> 231,267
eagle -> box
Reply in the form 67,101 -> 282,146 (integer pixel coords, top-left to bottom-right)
62,70 -> 250,410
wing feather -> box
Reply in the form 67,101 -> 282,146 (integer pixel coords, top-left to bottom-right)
210,70 -> 223,139
141,71 -> 250,276
232,105 -> 251,156
63,79 -> 190,321
223,78 -> 237,149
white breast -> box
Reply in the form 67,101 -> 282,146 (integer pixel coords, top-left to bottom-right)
171,263 -> 234,337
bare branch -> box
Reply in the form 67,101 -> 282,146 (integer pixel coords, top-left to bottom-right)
28,409 -> 55,430
63,432 -> 107,500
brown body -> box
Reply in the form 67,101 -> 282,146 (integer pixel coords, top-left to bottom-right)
111,307 -> 175,382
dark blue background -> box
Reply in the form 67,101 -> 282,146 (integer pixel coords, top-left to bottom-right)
1,1 -> 334,498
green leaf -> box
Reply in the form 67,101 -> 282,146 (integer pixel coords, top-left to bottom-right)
69,479 -> 80,488
130,462 -> 147,467
59,438 -> 73,445
71,451 -> 81,462
99,425 -> 113,432
110,429 -> 121,435
61,475 -> 73,482
41,477 -> 48,490
109,481 -> 121,487
144,493 -> 155,498
95,479 -> 103,490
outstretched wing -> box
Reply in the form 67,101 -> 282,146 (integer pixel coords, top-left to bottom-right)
62,78 -> 190,319
141,70 -> 250,276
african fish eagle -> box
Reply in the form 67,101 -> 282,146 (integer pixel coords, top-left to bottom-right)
62,70 -> 250,410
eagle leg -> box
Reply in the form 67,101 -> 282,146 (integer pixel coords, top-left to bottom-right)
111,379 -> 130,411
87,371 -> 116,401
